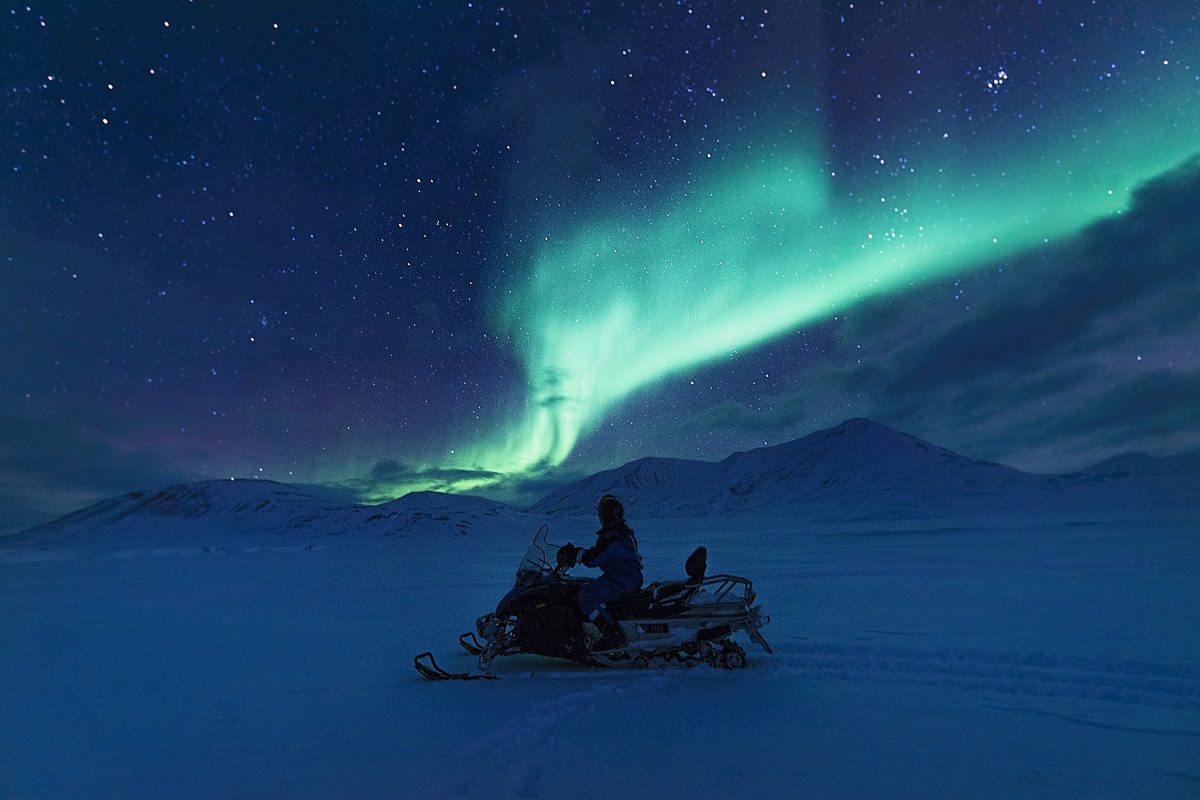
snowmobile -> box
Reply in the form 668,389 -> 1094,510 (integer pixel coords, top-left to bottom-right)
415,524 -> 771,680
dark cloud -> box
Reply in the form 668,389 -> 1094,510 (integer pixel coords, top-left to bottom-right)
673,400 -> 769,436
887,156 -> 1200,395
671,396 -> 812,438
1038,370 -> 1200,443
666,158 -> 1200,474
0,412 -> 200,534
367,458 -> 408,484
339,459 -> 504,501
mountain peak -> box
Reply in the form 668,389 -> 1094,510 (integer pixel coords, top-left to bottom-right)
14,478 -> 531,543
529,418 -> 1011,519
17,420 -> 1198,540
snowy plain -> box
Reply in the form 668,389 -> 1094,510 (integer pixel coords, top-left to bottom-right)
3,507 -> 1198,798
3,419 -> 1199,799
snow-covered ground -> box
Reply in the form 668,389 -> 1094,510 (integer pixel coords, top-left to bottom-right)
2,509 -> 1197,799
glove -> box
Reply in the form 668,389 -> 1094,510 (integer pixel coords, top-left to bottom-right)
556,543 -> 579,569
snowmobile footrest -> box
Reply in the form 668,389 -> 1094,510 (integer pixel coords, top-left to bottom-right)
414,652 -> 498,681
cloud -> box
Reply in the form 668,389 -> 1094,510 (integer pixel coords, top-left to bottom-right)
654,156 -> 1200,473
334,458 -> 505,502
322,455 -> 586,510
886,155 -> 1200,394
0,412 -> 199,535
869,157 -> 1200,467
1038,369 -> 1200,443
366,458 -> 408,484
673,395 -> 813,438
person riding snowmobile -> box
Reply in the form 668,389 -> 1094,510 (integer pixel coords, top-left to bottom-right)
557,494 -> 643,652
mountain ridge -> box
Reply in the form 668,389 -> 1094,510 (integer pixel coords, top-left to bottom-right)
529,418 -> 1199,520
8,418 -> 1198,541
7,478 -> 525,544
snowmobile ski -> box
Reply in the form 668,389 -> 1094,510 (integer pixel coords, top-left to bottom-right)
458,631 -> 486,655
413,651 -> 498,681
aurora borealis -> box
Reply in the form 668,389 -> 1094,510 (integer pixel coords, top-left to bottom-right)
3,1 -> 1199,531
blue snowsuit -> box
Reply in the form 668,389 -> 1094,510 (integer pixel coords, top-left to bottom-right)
576,521 -> 643,621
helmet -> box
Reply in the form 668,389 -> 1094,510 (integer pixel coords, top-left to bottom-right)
596,494 -> 624,525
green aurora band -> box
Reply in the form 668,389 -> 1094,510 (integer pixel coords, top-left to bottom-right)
363,70 -> 1200,501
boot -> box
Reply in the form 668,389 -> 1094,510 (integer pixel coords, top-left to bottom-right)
590,608 -> 628,652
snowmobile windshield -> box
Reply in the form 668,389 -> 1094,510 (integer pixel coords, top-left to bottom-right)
515,525 -> 555,586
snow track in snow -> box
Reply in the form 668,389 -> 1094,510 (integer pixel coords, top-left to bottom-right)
775,642 -> 1200,713
5,509 -> 1198,798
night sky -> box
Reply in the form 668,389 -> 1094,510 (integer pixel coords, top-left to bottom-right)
4,1 -> 1198,534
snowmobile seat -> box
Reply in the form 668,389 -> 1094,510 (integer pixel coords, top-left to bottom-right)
609,588 -> 655,617
609,582 -> 689,617
609,547 -> 709,618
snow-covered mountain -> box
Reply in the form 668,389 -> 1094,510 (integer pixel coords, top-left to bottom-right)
10,418 -> 1198,542
531,418 -> 1200,520
11,479 -> 528,544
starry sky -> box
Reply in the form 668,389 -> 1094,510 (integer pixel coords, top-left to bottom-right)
3,1 -> 1199,534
